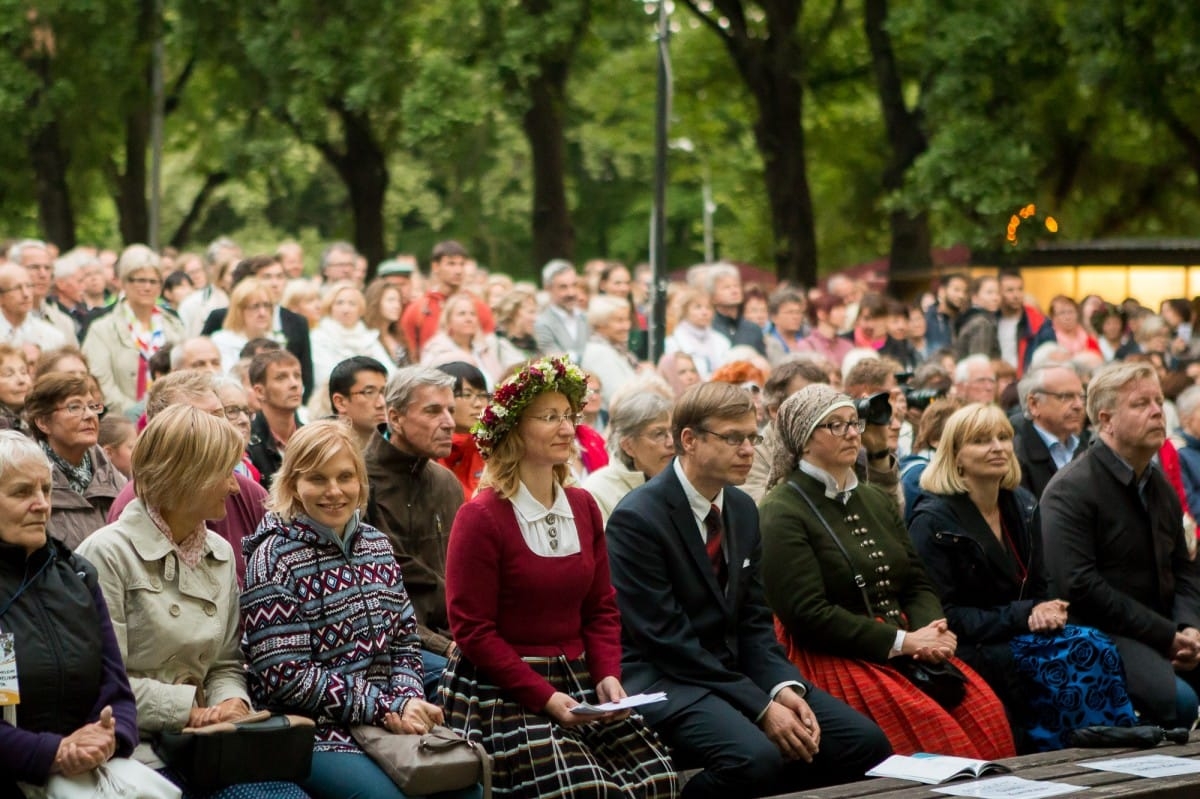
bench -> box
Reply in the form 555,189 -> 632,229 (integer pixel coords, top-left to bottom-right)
766,734 -> 1200,798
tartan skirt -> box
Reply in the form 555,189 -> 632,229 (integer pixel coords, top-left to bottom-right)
438,651 -> 678,799
778,625 -> 1016,760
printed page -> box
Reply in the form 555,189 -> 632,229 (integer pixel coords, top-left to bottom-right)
1079,754 -> 1200,778
933,776 -> 1083,798
569,691 -> 668,716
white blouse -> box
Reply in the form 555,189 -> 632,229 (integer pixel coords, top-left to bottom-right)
511,482 -> 581,558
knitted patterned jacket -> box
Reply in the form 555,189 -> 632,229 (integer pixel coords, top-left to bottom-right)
240,511 -> 424,752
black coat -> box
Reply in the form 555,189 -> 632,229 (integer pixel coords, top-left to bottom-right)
606,462 -> 806,725
1012,416 -> 1089,500
202,306 -> 314,400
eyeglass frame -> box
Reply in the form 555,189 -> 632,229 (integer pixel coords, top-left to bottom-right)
55,401 -> 107,419
222,405 -> 252,419
348,386 -> 385,400
454,389 -> 492,403
526,411 -> 583,427
811,418 -> 867,438
692,426 -> 764,447
1032,389 -> 1085,404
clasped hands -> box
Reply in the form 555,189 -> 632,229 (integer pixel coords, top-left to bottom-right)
760,686 -> 821,763
187,697 -> 252,729
1171,627 -> 1200,671
902,618 -> 956,663
1028,599 -> 1069,633
53,706 -> 117,776
383,698 -> 444,735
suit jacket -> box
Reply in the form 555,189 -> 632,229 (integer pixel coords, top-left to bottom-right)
606,461 -> 806,725
1013,417 -> 1089,500
1041,439 -> 1200,654
202,306 -> 314,400
534,306 -> 589,362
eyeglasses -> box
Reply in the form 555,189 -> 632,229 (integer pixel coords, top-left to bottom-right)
223,405 -> 251,419
243,302 -> 273,312
0,282 -> 33,294
56,401 -> 106,419
812,418 -> 867,438
1034,389 -> 1085,404
694,427 -> 764,447
455,390 -> 492,403
527,411 -> 583,427
639,429 -> 673,444
126,277 -> 162,287
349,386 -> 384,400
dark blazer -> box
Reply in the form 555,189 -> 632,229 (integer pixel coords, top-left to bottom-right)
202,306 -> 314,400
1042,440 -> 1200,653
713,310 -> 766,355
1013,417 -> 1089,500
908,488 -> 1043,646
606,462 -> 805,725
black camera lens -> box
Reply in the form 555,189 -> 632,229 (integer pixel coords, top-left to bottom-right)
852,391 -> 893,426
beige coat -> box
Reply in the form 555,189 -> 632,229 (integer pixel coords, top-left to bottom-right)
581,460 -> 646,524
76,499 -> 249,767
81,302 -> 185,417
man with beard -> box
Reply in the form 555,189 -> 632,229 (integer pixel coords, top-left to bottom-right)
924,272 -> 968,352
1043,361 -> 1200,727
1013,363 -> 1088,499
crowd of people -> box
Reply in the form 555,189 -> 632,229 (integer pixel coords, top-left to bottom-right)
2,234 -> 1200,799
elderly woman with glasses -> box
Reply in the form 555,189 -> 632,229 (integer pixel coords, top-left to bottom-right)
582,383 -> 674,523
81,244 -> 184,418
757,383 -> 1016,760
24,372 -> 127,551
441,356 -> 677,798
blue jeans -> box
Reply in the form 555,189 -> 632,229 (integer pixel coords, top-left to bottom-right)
422,650 -> 448,701
303,751 -> 481,799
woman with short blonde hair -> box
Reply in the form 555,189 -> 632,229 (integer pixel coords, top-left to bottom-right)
212,278 -> 276,372
310,281 -> 395,386
78,405 -> 307,796
242,419 -> 474,799
420,293 -> 503,385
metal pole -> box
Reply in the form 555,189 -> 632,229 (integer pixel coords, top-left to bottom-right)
702,163 -> 714,264
148,0 -> 164,250
648,0 -> 670,363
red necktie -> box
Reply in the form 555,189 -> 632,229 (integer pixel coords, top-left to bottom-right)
705,504 -> 728,589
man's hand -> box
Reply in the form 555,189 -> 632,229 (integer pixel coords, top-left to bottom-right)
759,694 -> 820,763
902,619 -> 957,662
1171,628 -> 1200,670
53,707 -> 117,776
860,423 -> 890,456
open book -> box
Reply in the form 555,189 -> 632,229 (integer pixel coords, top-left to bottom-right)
868,754 -> 1012,784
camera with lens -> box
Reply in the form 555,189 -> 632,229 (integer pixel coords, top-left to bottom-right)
853,391 -> 893,427
903,386 -> 949,412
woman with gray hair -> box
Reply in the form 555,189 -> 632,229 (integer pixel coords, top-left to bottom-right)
581,294 -> 642,408
757,383 -> 1015,759
81,244 -> 185,417
581,385 -> 674,522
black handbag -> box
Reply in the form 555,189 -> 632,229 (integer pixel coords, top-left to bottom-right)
785,480 -> 966,710
154,711 -> 316,790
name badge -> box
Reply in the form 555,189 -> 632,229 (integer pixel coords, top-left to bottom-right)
0,631 -> 18,707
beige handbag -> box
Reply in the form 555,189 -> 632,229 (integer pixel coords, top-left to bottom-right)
351,723 -> 492,798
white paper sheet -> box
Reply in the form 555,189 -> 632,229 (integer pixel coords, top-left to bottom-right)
569,691 -> 667,716
1078,754 -> 1200,778
932,776 -> 1083,798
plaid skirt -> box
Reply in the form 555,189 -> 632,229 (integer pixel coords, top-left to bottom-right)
438,652 -> 677,799
778,625 -> 1015,760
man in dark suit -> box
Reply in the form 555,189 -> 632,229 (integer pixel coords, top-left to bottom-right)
1042,361 -> 1200,727
1013,363 -> 1088,498
200,255 -> 314,400
607,382 -> 890,798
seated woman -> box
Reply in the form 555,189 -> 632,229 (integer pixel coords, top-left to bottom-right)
581,295 -> 641,409
0,343 -> 32,435
240,420 -> 479,799
493,286 -> 540,373
76,405 -> 307,798
442,356 -> 677,798
310,281 -> 396,383
908,403 -> 1135,751
25,373 -> 127,550
211,278 -> 278,373
758,383 -> 1016,760
420,293 -> 503,386
436,361 -> 489,498
0,432 -> 176,798
663,287 -> 728,380
581,384 -> 674,523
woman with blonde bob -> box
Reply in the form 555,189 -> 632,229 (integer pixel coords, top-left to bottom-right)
310,281 -> 395,383
441,356 -> 676,798
240,419 -> 477,799
908,403 -> 1135,751
212,278 -> 277,372
77,405 -> 307,797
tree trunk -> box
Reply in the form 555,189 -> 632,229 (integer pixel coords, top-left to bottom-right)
114,107 -> 150,244
523,68 -> 575,268
334,107 -> 389,268
169,171 -> 229,248
28,119 -> 75,249
863,0 -> 931,274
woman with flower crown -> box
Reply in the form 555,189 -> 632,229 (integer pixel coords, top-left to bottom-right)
440,356 -> 677,799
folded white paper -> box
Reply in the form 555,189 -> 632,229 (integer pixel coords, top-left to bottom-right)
569,692 -> 667,716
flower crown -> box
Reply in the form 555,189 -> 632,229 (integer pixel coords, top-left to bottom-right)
472,356 -> 589,459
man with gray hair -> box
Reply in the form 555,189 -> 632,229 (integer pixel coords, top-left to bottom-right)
534,258 -> 589,361
953,354 -> 998,405
707,262 -> 767,355
9,238 -> 76,342
1013,363 -> 1088,499
0,262 -> 67,351
170,336 -> 224,373
50,247 -> 93,335
364,364 -> 463,696
1042,361 -> 1200,727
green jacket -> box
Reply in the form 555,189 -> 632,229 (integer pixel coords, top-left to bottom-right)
759,468 -> 944,662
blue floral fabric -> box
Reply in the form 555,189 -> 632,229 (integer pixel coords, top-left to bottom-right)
1010,624 -> 1138,751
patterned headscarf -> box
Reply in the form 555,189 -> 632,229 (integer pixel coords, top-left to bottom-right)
766,383 -> 855,491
